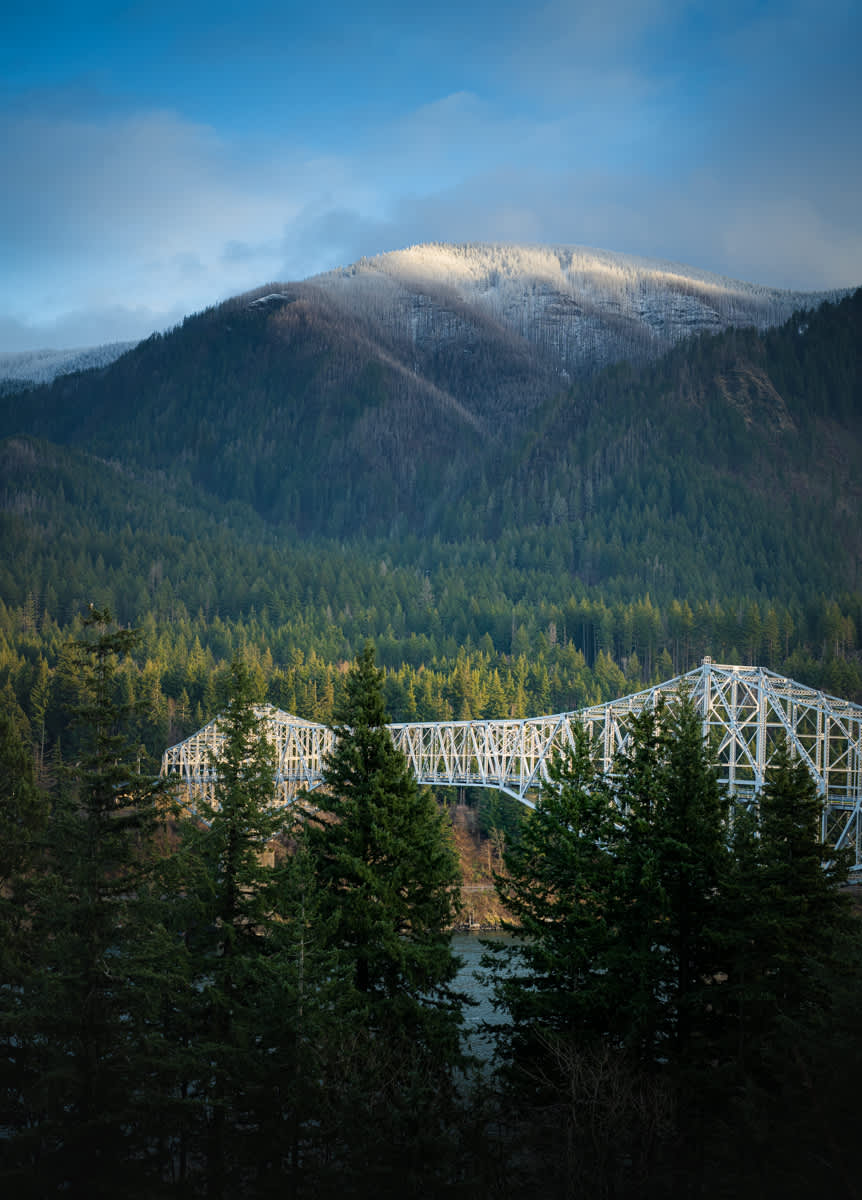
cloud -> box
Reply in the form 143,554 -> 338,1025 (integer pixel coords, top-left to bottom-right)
0,108 -> 369,345
0,302 -> 190,353
1,0 -> 860,357
285,152 -> 862,296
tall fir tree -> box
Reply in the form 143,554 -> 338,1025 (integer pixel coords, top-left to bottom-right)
611,695 -> 730,1070
169,658 -> 356,1198
0,692 -> 47,974
0,608 -> 174,1199
716,741 -> 862,1196
304,643 -> 463,1050
173,658 -> 288,1196
302,643 -> 465,1195
488,695 -> 731,1197
489,724 -> 621,1060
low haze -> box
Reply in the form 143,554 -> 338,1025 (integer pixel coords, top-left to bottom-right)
1,0 -> 859,351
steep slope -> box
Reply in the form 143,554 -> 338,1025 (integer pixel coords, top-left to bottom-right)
311,243 -> 843,375
0,251 -> 858,593
458,288 -> 862,596
0,289 -> 538,536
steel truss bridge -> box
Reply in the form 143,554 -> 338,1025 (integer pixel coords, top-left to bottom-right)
161,661 -> 862,868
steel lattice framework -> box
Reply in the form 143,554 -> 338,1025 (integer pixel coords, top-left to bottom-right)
161,661 -> 862,866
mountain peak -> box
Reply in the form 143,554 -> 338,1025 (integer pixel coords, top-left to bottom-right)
307,241 -> 847,375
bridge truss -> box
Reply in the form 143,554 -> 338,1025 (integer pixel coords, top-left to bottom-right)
161,661 -> 862,867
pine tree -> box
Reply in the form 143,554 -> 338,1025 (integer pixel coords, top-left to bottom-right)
488,696 -> 731,1196
164,658 -> 358,1197
605,696 -> 731,1071
0,694 -> 47,964
712,742 -> 862,1193
235,833 -> 355,1196
0,608 -> 173,1198
0,695 -> 49,1162
757,741 -> 852,1002
720,742 -> 857,1075
489,724 -> 620,1059
304,643 -> 463,1049
302,644 -> 465,1192
174,657 -> 287,1196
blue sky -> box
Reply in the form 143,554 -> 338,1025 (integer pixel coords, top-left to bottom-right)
1,0 -> 860,350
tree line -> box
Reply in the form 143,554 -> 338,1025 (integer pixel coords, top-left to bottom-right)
2,614 -> 860,1197
2,587 -> 861,786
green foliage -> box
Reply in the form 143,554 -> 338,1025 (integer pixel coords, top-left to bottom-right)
169,658 -> 348,1194
490,726 -> 620,1057
610,697 -> 730,1067
305,643 -> 464,1057
491,698 -> 730,1070
189,659 -> 282,941
488,700 -> 862,1197
0,688 -> 45,898
721,742 -> 859,1080
0,289 -> 860,760
0,608 -> 174,1196
1,610 -> 861,1196
0,268 -> 861,1195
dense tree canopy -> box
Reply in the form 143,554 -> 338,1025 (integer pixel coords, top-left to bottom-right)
486,704 -> 862,1198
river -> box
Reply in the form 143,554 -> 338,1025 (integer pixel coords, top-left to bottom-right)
450,930 -> 518,1060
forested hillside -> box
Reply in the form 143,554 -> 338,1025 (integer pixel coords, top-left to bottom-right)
0,282 -> 860,776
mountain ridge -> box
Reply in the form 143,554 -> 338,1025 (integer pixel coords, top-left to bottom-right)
305,242 -> 850,375
0,268 -> 858,601
0,242 -> 849,391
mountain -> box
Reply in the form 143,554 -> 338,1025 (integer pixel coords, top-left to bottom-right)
0,241 -> 860,609
0,246 -> 860,756
1,244 -> 853,550
0,341 -> 137,390
307,243 -> 844,375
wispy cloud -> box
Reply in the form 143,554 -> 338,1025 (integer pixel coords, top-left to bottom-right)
0,0 -> 859,350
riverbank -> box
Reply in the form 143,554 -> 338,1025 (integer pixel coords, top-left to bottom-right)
449,802 -> 513,928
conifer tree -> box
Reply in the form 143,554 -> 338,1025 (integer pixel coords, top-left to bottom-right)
612,696 -> 730,1069
302,641 -> 465,1195
0,608 -> 173,1198
174,658 -> 286,1195
712,742 -> 862,1193
168,658 -> 354,1197
0,694 -> 49,1164
235,833 -> 355,1195
304,644 -> 463,1050
489,696 -> 732,1194
719,743 -> 857,1082
491,697 -> 730,1067
0,694 -> 47,969
489,724 -> 620,1060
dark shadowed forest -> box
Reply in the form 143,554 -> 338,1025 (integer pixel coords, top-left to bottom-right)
2,617 -> 861,1198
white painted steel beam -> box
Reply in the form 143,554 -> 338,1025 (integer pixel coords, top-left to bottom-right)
161,663 -> 862,867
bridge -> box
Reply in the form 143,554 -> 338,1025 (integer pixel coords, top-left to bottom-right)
161,661 -> 862,868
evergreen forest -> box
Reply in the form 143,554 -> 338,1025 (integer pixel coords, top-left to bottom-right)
2,616 -> 860,1198
0,288 -> 860,780
1,274 -> 861,1194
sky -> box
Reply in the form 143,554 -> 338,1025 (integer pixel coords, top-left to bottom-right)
1,0 -> 860,351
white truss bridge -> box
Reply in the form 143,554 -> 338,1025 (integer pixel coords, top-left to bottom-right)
161,661 -> 862,868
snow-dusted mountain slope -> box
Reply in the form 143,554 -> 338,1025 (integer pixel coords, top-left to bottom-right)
2,244 -> 848,391
0,342 -> 137,388
309,243 -> 845,375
